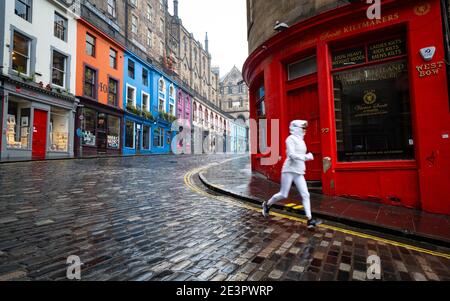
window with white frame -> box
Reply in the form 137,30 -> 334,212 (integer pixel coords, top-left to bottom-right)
169,85 -> 175,99
159,0 -> 164,10
146,3 -> 153,21
107,0 -> 116,17
54,12 -> 67,41
159,78 -> 165,93
147,29 -> 153,47
158,97 -> 165,113
160,41 -> 164,56
51,50 -> 67,88
15,0 -> 32,22
169,103 -> 175,116
126,85 -> 136,108
130,0 -> 138,7
160,18 -> 164,32
131,14 -> 138,34
142,92 -> 150,112
12,31 -> 31,75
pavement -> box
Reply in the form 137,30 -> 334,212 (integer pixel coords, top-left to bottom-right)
0,154 -> 449,281
199,156 -> 450,246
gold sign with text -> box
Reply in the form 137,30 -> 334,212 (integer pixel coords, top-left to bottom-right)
416,61 -> 444,78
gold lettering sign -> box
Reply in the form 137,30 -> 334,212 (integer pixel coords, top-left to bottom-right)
416,61 -> 444,78
368,38 -> 406,62
354,90 -> 389,118
332,47 -> 366,69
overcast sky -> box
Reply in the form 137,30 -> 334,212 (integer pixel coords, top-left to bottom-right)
169,0 -> 248,77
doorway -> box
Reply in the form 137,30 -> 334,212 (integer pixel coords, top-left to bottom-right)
287,84 -> 322,181
32,109 -> 48,160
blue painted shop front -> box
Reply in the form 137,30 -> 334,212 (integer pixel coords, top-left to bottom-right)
122,51 -> 178,155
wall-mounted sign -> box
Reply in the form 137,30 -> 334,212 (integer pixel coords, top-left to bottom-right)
416,61 -> 444,77
420,47 -> 436,61
332,47 -> 366,69
368,38 -> 406,62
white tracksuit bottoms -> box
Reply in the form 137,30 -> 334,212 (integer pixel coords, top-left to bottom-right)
267,172 -> 312,220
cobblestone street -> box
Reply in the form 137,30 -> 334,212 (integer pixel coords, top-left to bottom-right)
0,155 -> 449,281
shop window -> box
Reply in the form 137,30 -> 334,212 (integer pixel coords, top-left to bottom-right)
84,67 -> 96,98
6,98 -> 31,149
49,109 -> 68,152
54,12 -> 67,41
287,56 -> 317,81
15,0 -> 32,22
143,125 -> 150,150
108,78 -> 118,107
12,31 -> 31,75
51,50 -> 67,88
125,120 -> 135,148
153,127 -> 164,147
82,108 -> 96,146
109,48 -> 117,69
333,60 -> 413,162
86,33 -> 95,57
142,69 -> 148,86
169,103 -> 175,116
255,84 -> 267,153
107,115 -> 120,149
128,59 -> 135,79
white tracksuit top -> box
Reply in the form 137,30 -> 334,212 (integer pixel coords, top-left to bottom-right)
281,134 -> 313,175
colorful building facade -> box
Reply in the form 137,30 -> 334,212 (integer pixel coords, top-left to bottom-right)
75,18 -> 125,157
243,0 -> 450,215
1,0 -> 78,162
122,51 -> 178,155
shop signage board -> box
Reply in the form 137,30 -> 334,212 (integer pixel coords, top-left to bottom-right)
332,47 -> 366,69
368,38 -> 406,62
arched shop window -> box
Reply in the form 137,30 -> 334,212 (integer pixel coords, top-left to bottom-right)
331,35 -> 413,162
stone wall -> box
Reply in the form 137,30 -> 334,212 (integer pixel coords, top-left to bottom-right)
246,0 -> 350,53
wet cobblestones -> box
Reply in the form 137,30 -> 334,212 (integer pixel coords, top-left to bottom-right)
0,154 -> 449,281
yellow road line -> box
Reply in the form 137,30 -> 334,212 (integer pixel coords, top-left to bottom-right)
183,161 -> 450,260
293,205 -> 304,210
284,203 -> 297,208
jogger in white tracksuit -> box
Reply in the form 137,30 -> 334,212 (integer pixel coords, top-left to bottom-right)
262,120 -> 322,229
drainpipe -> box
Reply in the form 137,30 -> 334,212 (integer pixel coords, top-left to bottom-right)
125,1 -> 129,48
441,0 -> 450,105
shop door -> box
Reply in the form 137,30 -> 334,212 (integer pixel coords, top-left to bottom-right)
96,113 -> 107,154
32,109 -> 48,160
287,84 -> 322,181
136,125 -> 141,154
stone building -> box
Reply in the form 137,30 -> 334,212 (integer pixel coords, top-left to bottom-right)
219,66 -> 249,125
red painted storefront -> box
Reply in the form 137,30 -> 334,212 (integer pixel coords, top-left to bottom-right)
243,0 -> 450,215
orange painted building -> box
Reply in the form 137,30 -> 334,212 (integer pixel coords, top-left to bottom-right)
75,18 -> 126,157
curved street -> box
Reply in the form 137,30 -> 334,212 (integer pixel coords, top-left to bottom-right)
0,154 -> 449,281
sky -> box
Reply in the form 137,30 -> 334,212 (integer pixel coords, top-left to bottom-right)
168,0 -> 248,78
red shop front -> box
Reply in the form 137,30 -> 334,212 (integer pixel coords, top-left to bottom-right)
243,0 -> 450,215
